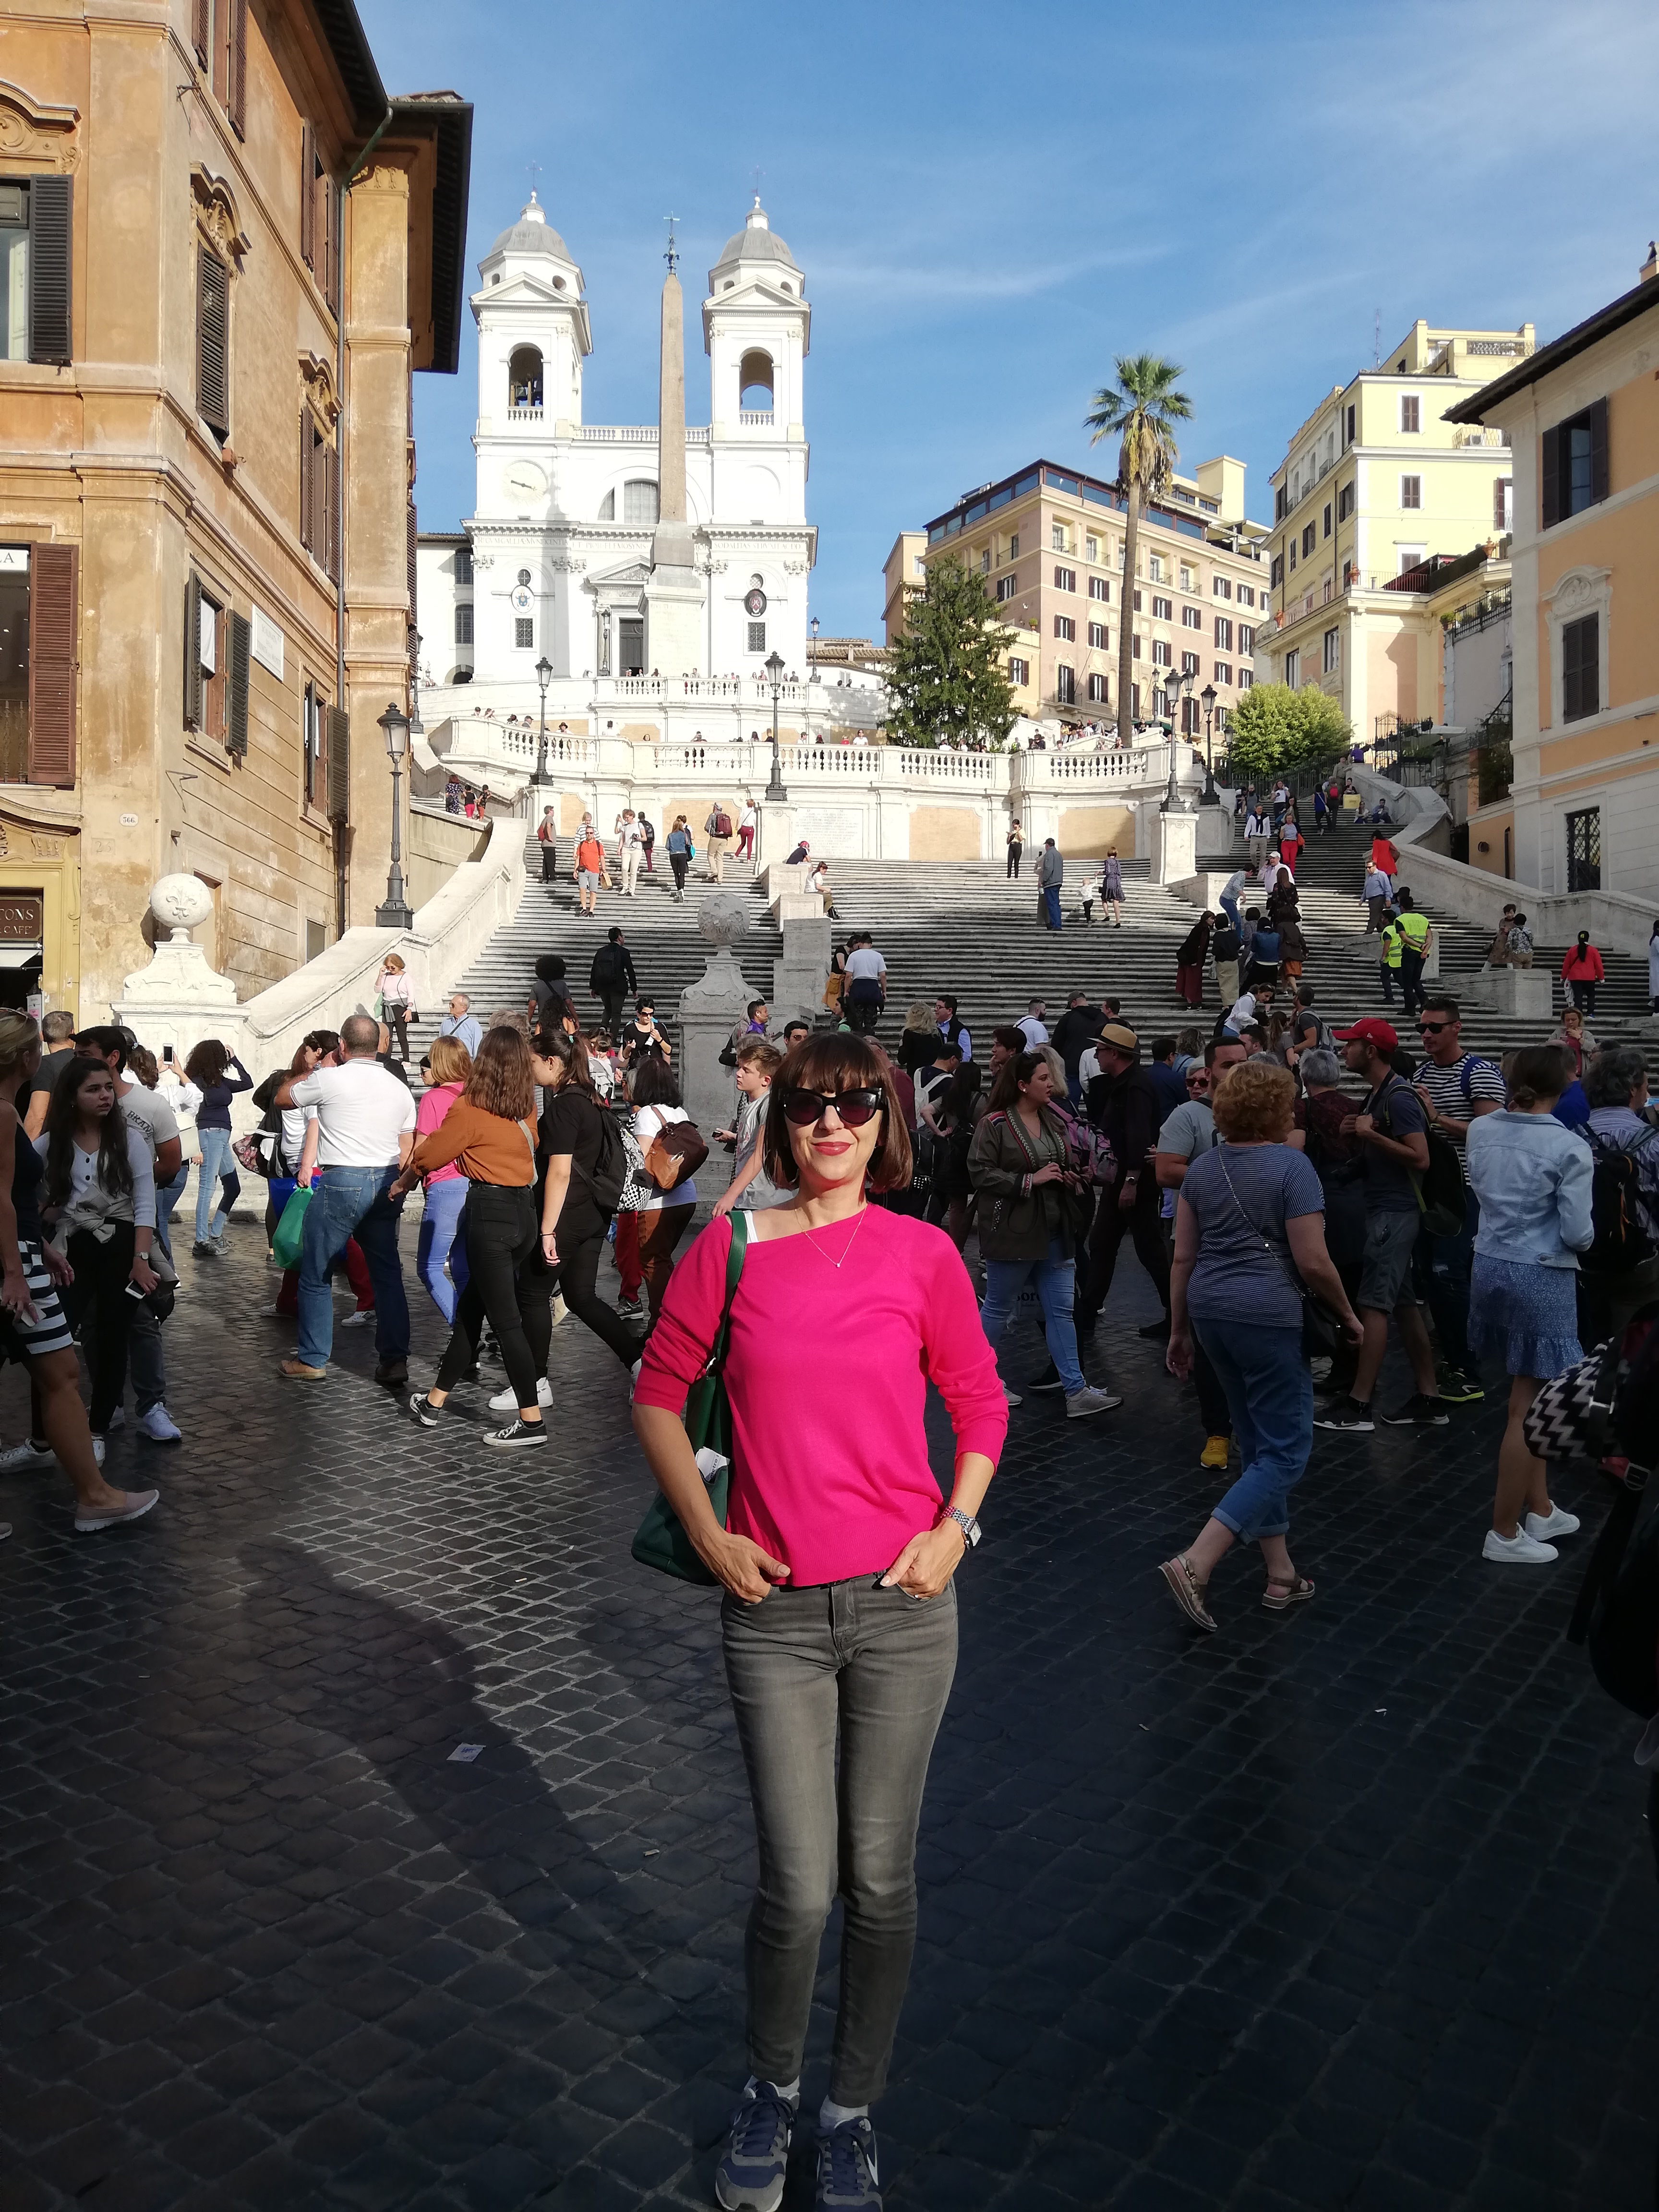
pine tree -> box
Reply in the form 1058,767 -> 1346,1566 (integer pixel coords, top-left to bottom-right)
886,559 -> 1018,749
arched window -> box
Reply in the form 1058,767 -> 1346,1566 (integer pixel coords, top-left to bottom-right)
507,345 -> 543,409
622,479 -> 659,526
738,349 -> 774,414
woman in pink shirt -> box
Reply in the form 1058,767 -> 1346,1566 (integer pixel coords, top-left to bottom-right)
634,1034 -> 1005,2208
413,1035 -> 472,1322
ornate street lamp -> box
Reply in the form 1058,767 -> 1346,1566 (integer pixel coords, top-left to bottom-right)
1199,680 -> 1220,805
375,701 -> 414,928
1160,669 -> 1194,812
807,615 -> 819,746
534,653 -> 553,784
764,648 -> 788,802
408,630 -> 424,739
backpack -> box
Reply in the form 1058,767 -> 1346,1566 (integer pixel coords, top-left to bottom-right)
641,1116 -> 709,1193
1564,1312 -> 1659,1715
576,1101 -> 647,1215
712,809 -> 733,839
1583,1130 -> 1659,1275
1379,1076 -> 1464,1237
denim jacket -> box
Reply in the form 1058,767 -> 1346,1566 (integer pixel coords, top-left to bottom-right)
1465,1109 -> 1594,1269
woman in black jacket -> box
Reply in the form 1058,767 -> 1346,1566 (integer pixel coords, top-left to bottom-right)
1176,912 -> 1213,1010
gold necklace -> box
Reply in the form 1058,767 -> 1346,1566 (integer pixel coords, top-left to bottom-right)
799,1204 -> 869,1270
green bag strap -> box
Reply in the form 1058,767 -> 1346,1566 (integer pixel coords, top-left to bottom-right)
702,1209 -> 750,1375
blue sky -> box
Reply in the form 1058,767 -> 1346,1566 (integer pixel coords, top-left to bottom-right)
365,0 -> 1659,641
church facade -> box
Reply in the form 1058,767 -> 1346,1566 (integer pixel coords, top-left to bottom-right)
418,194 -> 816,701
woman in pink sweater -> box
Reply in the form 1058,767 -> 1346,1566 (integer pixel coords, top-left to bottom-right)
633,1033 -> 1005,2210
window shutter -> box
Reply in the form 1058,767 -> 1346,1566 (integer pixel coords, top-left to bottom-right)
323,177 -> 340,315
326,706 -> 350,820
1589,397 -> 1610,505
300,123 -> 316,271
197,251 -> 230,436
27,543 -> 77,788
1540,424 -> 1561,529
228,0 -> 248,138
226,612 -> 251,756
183,572 -> 203,730
28,175 -> 72,365
407,503 -> 418,622
192,0 -> 210,64
326,442 -> 341,582
299,411 -> 312,553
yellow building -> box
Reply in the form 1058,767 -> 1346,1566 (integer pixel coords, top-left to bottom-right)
913,457 -> 1270,733
0,6 -> 469,1020
882,531 -> 926,644
1258,319 -> 1534,747
1447,251 -> 1659,906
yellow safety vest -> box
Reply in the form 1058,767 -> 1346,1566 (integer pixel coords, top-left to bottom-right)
1397,911 -> 1431,951
1379,923 -> 1403,970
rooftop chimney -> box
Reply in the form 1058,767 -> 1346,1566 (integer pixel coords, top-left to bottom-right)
1642,240 -> 1659,284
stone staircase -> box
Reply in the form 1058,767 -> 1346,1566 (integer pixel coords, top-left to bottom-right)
400,818 -> 1653,1076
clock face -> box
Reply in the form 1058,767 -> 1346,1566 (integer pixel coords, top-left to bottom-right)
502,461 -> 546,503
744,587 -> 767,617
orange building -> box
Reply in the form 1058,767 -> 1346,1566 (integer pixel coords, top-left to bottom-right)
1448,249 -> 1659,907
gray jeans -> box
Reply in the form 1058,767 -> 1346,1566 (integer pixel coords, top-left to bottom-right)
721,1577 -> 958,2105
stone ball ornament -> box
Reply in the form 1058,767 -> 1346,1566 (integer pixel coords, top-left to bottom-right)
150,874 -> 215,941
697,893 -> 750,948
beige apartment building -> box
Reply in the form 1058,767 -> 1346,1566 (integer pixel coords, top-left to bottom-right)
0,1 -> 469,1019
881,525 -> 1039,720
912,457 -> 1270,734
1259,318 -> 1533,746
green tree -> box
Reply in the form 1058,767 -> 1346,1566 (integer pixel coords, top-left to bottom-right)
885,558 -> 1017,749
1084,354 -> 1193,748
1226,682 -> 1352,782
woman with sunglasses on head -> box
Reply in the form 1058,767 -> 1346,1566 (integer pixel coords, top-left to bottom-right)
970,1050 -> 1120,1417
634,1035 -> 1006,2212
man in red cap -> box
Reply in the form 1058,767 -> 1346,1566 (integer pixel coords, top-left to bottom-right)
1312,1018 -> 1446,1433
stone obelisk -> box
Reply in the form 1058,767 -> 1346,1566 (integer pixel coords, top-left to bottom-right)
645,222 -> 704,676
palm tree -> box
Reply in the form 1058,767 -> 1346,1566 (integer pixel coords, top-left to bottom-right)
1085,355 -> 1193,749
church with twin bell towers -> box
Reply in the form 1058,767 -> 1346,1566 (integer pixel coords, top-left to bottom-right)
418,193 -> 816,702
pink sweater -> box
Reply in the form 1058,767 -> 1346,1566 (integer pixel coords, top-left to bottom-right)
415,1082 -> 465,1184
635,1207 -> 1007,1587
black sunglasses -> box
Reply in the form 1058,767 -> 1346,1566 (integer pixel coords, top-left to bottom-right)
780,1086 -> 885,1129
1416,1020 -> 1452,1034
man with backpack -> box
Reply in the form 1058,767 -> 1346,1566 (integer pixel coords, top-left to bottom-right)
1576,1045 -> 1659,1349
1409,994 -> 1506,1404
1314,1019 -> 1447,1432
703,801 -> 734,881
589,927 -> 638,1045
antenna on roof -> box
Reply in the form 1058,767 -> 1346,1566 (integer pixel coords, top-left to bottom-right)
663,213 -> 679,275
1374,309 -> 1381,368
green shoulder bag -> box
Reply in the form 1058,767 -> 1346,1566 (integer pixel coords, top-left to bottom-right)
631,1210 -> 750,1584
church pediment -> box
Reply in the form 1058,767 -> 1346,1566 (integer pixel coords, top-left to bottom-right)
472,271 -> 584,310
586,558 -> 651,589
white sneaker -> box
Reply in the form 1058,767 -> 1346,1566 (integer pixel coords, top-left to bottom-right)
1001,1382 -> 1022,1407
90,1437 -> 106,1467
0,1438 -> 52,1471
1526,1506 -> 1581,1542
550,1294 -> 569,1328
1483,1527 -> 1558,1564
341,1309 -> 375,1329
137,1404 -> 182,1444
107,1406 -> 126,1431
1066,1386 -> 1124,1418
488,1376 -> 553,1413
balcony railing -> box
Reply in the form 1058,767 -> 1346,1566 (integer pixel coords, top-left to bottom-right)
738,409 -> 774,427
505,405 -> 542,423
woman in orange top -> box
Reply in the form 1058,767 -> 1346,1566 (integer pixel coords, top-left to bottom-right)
393,1026 -> 548,1450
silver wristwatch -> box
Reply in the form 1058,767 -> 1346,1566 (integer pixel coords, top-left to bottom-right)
942,1506 -> 981,1548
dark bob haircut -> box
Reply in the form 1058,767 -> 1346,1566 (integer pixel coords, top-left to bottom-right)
761,1032 -> 913,1195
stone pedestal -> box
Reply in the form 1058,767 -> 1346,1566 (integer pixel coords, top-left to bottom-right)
112,873 -> 247,1067
1460,965 -> 1554,1020
755,803 -> 799,869
679,896 -> 754,1172
1148,808 -> 1197,885
1194,805 -> 1237,861
772,907 -> 831,1025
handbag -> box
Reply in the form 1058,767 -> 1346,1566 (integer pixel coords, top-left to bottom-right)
1524,1307 -> 1659,1464
1214,1148 -> 1342,1360
271,1184 -> 313,1270
631,1211 -> 751,1584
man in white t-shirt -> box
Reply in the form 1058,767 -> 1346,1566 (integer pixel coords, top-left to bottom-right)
275,1014 -> 417,1383
1016,1000 -> 1049,1050
844,934 -> 887,1036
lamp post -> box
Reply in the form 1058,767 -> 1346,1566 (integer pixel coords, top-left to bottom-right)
534,654 -> 552,785
375,701 -> 414,928
408,631 -> 424,740
1160,670 -> 1193,811
807,615 -> 819,747
1199,680 -> 1220,805
764,648 -> 788,802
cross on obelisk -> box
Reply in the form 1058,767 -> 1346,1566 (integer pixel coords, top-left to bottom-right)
663,212 -> 679,275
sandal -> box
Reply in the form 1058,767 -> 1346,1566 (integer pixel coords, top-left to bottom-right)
1262,1574 -> 1315,1611
1158,1553 -> 1216,1633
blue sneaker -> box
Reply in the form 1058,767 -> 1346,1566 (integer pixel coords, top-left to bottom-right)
715,2081 -> 796,2212
817,2116 -> 881,2208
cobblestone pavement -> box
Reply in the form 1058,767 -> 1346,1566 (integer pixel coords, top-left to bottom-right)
3,1214 -> 1657,2211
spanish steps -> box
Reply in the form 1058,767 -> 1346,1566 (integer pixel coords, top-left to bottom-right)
409,817 -> 1654,1075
